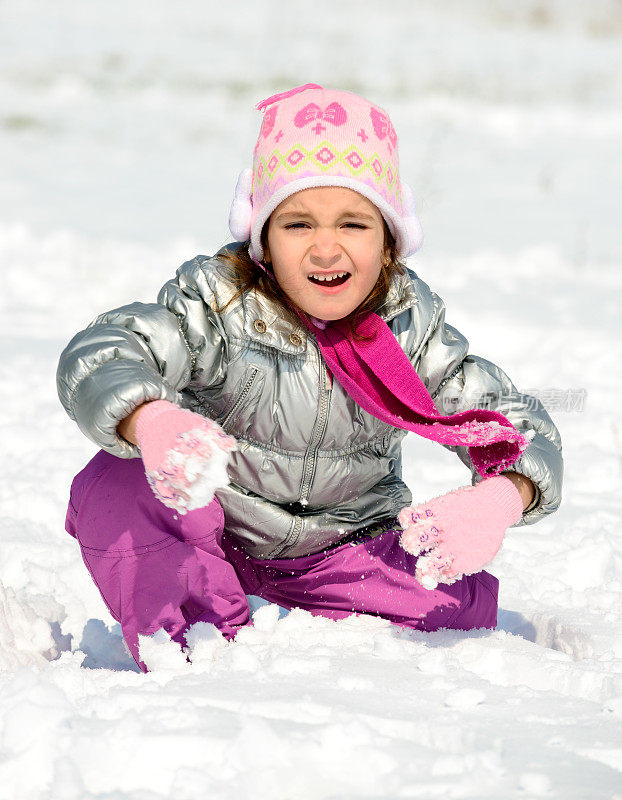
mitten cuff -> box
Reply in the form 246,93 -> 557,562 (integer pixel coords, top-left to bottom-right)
134,400 -> 178,444
479,476 -> 524,526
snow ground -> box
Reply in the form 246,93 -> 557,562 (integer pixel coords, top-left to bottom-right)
1,1 -> 621,797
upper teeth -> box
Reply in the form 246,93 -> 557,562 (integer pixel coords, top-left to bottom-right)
309,272 -> 349,282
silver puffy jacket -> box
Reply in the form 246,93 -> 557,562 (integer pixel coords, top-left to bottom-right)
57,243 -> 563,558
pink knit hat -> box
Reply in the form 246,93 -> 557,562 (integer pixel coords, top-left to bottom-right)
228,83 -> 423,262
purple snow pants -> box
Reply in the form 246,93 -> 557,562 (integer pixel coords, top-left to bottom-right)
65,451 -> 499,671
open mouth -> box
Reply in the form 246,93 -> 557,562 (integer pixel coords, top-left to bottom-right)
308,271 -> 351,288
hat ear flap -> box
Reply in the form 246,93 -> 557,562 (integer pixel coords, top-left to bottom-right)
228,168 -> 253,241
401,182 -> 424,257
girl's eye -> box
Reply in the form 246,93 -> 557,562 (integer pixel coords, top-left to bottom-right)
283,222 -> 367,230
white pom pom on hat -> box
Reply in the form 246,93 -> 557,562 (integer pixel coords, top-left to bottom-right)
228,168 -> 253,242
401,183 -> 424,256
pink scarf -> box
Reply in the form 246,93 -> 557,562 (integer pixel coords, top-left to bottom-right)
304,313 -> 529,478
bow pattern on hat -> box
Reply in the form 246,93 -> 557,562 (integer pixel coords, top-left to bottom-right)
370,107 -> 398,152
294,102 -> 348,128
260,105 -> 279,139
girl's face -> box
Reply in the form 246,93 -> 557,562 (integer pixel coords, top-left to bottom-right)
264,187 -> 386,321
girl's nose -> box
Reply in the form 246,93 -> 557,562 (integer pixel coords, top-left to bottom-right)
309,230 -> 342,268
310,251 -> 341,268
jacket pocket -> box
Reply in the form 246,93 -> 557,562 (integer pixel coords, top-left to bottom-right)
220,365 -> 265,433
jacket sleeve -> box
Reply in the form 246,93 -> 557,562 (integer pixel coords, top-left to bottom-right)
409,275 -> 563,526
56,255 -> 229,458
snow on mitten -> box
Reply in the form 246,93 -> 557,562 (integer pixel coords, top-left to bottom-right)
135,400 -> 237,514
398,476 -> 523,590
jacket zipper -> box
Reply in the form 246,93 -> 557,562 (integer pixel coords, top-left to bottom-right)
221,368 -> 259,429
298,355 -> 331,505
267,515 -> 303,559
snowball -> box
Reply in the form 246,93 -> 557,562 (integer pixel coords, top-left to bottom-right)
167,431 -> 232,513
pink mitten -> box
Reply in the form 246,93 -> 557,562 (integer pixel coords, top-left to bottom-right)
135,400 -> 237,514
398,477 -> 523,590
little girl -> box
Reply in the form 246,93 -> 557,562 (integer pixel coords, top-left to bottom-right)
58,84 -> 562,672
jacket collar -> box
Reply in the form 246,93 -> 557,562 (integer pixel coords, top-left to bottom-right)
242,289 -> 308,355
241,268 -> 419,354
376,268 -> 420,322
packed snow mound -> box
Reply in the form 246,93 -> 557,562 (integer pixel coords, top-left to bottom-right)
2,606 -> 620,798
0,582 -> 54,670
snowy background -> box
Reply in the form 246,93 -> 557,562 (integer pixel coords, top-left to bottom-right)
1,1 -> 622,797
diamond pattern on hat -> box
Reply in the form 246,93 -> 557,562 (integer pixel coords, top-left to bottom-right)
286,148 -> 305,167
345,150 -> 364,171
314,146 -> 335,166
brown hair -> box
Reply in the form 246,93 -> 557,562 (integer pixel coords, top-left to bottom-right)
217,220 -> 405,337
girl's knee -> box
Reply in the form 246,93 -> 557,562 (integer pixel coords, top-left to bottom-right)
65,450 -> 124,539
66,449 -> 224,555
67,451 -> 165,552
